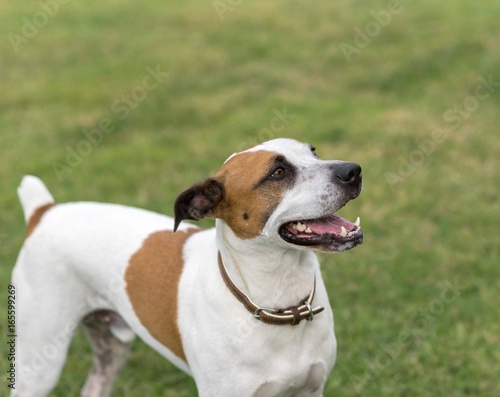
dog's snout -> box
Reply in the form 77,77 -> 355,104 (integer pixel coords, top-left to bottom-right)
332,162 -> 362,185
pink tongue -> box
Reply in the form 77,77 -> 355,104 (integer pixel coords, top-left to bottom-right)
307,215 -> 355,234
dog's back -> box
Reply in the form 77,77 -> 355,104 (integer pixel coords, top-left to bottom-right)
12,176 -> 195,396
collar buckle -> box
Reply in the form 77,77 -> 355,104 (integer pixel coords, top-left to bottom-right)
254,307 -> 278,319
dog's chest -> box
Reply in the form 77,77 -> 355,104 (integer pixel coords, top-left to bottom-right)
253,361 -> 328,396
242,324 -> 334,395
180,288 -> 335,394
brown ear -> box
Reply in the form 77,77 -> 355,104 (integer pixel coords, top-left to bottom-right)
173,178 -> 224,232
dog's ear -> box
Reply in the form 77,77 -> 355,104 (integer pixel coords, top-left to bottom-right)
173,178 -> 225,232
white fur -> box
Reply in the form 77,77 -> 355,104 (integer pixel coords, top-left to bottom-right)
12,139 -> 362,397
178,223 -> 335,396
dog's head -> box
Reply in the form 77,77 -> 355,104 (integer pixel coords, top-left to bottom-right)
174,138 -> 363,252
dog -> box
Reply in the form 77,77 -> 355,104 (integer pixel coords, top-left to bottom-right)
12,138 -> 363,397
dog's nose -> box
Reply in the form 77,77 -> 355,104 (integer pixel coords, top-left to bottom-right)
332,162 -> 362,185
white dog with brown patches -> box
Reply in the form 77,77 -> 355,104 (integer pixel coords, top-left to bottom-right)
12,138 -> 363,397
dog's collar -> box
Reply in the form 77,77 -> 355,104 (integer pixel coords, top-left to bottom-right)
217,252 -> 324,326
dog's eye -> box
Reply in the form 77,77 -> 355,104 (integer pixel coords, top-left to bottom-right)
270,167 -> 286,179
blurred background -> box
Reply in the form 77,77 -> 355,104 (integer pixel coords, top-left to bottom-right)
1,0 -> 498,395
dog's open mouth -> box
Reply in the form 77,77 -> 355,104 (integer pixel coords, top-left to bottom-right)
279,214 -> 363,252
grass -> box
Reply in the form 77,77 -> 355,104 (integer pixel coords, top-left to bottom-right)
1,0 -> 499,395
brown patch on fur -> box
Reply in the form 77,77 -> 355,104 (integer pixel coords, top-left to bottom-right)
25,203 -> 54,239
125,227 -> 200,361
214,151 -> 291,239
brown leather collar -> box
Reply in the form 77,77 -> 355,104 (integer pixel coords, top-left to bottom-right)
217,252 -> 324,326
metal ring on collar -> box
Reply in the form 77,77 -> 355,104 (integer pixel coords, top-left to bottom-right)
303,301 -> 314,321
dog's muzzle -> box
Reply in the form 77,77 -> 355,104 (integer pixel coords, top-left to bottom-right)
278,162 -> 363,252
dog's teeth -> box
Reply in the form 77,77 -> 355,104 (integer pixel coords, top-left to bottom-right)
292,223 -> 298,230
305,227 -> 313,234
297,222 -> 307,232
340,226 -> 348,237
355,217 -> 360,227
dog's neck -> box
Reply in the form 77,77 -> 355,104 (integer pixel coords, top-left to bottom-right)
215,219 -> 317,309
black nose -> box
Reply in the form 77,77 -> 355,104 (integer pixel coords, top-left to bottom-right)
332,162 -> 362,185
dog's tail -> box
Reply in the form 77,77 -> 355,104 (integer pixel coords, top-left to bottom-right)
18,176 -> 55,223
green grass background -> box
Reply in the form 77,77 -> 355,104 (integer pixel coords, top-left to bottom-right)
1,0 -> 499,395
